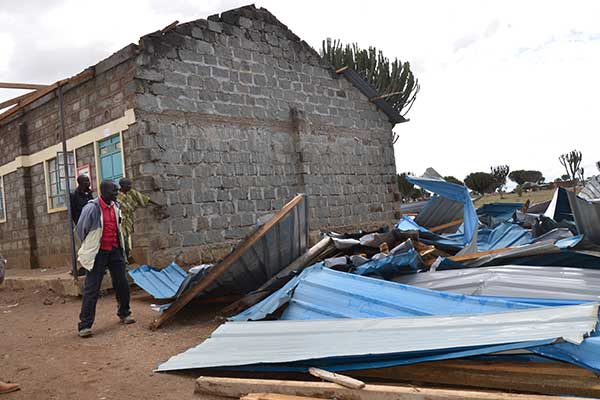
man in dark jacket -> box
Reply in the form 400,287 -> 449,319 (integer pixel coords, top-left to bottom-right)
70,175 -> 93,224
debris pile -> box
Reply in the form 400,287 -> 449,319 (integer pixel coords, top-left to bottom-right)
129,174 -> 600,399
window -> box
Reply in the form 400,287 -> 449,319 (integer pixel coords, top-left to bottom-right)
0,176 -> 5,222
98,135 -> 123,184
47,152 -> 75,210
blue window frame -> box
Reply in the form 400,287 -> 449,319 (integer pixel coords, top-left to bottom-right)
98,135 -> 123,185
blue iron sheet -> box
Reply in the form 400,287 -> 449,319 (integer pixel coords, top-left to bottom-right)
406,176 -> 477,246
233,265 -> 536,322
128,263 -> 187,300
231,266 -> 600,373
477,202 -> 523,226
444,222 -> 533,252
352,248 -> 423,279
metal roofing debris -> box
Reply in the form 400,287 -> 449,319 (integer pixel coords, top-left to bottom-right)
477,202 -> 523,227
395,265 -> 600,301
399,200 -> 428,214
405,176 -> 477,246
545,188 -> 574,222
151,194 -> 309,328
414,196 -> 463,233
527,199 -> 551,214
565,190 -> 600,245
230,265 -> 535,322
156,302 -> 598,372
336,67 -> 407,125
580,175 -> 600,202
128,263 -> 186,299
352,248 -> 423,278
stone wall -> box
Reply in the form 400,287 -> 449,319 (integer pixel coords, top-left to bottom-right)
0,49 -> 136,269
129,6 -> 399,266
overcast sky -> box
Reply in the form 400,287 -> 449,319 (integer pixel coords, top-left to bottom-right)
1,0 -> 598,182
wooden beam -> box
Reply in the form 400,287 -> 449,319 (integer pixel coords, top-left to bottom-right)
220,236 -> 333,317
335,66 -> 348,74
448,246 -> 516,262
243,394 -> 323,400
308,367 -> 365,390
152,194 -> 307,328
161,20 -> 179,33
0,91 -> 38,111
429,218 -> 463,233
350,360 -> 600,398
0,69 -> 94,123
195,376 -> 587,400
369,91 -> 403,102
0,82 -> 49,90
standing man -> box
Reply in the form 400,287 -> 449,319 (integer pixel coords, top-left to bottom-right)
117,178 -> 150,262
76,180 -> 135,338
70,175 -> 93,224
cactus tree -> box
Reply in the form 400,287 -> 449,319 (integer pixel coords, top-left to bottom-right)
321,38 -> 420,118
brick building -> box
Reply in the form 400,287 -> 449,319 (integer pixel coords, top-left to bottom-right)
0,5 -> 402,270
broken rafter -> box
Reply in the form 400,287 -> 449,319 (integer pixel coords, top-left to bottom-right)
0,82 -> 50,90
0,69 -> 94,123
0,91 -> 39,111
369,91 -> 404,102
152,194 -> 307,329
161,20 -> 179,34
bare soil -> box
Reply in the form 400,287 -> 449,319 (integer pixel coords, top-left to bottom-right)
0,284 -> 224,399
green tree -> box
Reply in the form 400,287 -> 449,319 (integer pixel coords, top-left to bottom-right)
443,176 -> 463,186
508,170 -> 544,185
464,172 -> 497,195
559,150 -> 583,182
321,38 -> 419,117
490,165 -> 510,193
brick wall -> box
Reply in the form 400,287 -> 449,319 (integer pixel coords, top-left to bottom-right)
129,6 -> 399,266
0,48 -> 136,269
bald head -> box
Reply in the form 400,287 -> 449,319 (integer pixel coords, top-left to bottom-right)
100,180 -> 118,204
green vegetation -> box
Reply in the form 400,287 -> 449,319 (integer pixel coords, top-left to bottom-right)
321,39 -> 419,117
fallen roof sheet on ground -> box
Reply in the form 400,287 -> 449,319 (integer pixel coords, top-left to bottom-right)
156,301 -> 597,372
151,194 -> 309,328
395,265 -> 600,301
128,263 -> 186,299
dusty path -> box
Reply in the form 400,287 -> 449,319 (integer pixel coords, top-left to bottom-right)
0,284 -> 223,399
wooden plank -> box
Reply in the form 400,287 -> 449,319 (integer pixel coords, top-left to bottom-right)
161,20 -> 179,33
448,246 -> 517,262
0,91 -> 38,111
0,69 -> 94,123
243,394 -> 324,400
195,376 -> 588,400
350,360 -> 600,398
220,236 -> 333,317
0,82 -> 49,90
429,218 -> 463,233
153,194 -> 306,328
308,367 -> 365,389
335,66 -> 348,74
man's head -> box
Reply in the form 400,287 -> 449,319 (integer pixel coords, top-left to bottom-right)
77,175 -> 91,191
100,180 -> 118,204
119,178 -> 132,194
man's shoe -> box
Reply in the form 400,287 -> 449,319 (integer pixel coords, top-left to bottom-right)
120,315 -> 136,325
0,381 -> 19,394
78,328 -> 92,338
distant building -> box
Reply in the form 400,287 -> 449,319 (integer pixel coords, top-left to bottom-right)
0,5 -> 403,269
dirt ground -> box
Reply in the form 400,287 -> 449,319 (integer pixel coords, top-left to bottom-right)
0,283 -> 225,399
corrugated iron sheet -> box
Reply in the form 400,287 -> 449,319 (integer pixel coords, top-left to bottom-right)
414,196 -> 463,232
156,302 -> 597,372
128,263 -> 186,299
565,190 -> 600,245
130,195 -> 309,302
231,265 -> 534,322
395,265 -> 600,301
580,175 -> 600,201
